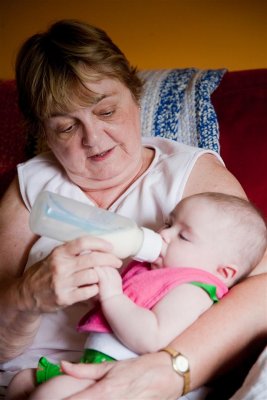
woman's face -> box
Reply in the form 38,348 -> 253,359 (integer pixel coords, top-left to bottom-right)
43,78 -> 142,191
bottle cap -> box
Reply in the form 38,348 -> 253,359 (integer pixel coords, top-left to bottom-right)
134,227 -> 163,262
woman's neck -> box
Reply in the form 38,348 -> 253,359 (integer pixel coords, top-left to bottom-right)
83,147 -> 155,209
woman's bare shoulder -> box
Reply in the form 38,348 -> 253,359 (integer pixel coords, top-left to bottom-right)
0,177 -> 36,277
184,153 -> 247,199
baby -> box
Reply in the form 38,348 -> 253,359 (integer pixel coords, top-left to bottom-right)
7,192 -> 267,399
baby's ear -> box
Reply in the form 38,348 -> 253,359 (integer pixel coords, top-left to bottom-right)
217,265 -> 238,285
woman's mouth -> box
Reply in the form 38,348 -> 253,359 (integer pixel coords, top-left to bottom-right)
89,148 -> 114,161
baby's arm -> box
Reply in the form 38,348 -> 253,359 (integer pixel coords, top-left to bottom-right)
95,266 -> 213,354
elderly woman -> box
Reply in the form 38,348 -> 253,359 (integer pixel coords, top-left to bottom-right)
0,20 -> 266,399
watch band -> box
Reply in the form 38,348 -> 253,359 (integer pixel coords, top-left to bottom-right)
162,346 -> 190,395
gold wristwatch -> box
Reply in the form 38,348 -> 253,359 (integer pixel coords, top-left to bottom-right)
161,346 -> 190,395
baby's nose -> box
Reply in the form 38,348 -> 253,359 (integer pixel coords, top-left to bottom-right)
160,228 -> 172,243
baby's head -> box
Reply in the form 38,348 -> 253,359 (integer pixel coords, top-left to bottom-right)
154,192 -> 267,287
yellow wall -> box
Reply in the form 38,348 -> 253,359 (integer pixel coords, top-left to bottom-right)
1,0 -> 267,79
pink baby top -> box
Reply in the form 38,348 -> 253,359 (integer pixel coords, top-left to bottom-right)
78,262 -> 229,334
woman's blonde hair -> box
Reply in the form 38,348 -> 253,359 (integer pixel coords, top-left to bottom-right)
15,19 -> 143,137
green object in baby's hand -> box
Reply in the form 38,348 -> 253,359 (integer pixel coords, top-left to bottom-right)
36,356 -> 63,384
80,348 -> 115,364
36,350 -> 115,384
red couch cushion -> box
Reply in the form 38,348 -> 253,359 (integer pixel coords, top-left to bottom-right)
212,69 -> 267,217
0,80 -> 27,196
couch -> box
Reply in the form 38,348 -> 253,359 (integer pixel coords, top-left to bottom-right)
0,69 -> 267,398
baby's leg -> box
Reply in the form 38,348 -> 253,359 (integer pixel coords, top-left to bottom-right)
29,374 -> 94,399
6,368 -> 36,400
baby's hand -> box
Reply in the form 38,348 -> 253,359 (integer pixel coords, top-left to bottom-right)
94,266 -> 123,301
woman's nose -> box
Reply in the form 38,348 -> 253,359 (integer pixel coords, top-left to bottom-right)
82,136 -> 92,147
82,125 -> 99,147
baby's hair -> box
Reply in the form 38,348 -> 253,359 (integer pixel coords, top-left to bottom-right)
188,192 -> 267,276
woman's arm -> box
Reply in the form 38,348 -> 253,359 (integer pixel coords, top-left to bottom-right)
167,273 -> 267,394
183,153 -> 247,199
0,178 -> 122,362
0,178 -> 41,360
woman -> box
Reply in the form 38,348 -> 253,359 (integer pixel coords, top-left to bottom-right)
0,19 -> 266,399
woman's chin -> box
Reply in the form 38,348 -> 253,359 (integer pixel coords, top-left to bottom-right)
71,172 -> 125,191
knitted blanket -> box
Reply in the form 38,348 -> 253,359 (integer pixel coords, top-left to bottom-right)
139,68 -> 226,153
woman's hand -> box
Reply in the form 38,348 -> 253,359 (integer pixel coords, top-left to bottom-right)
21,236 -> 122,314
59,352 -> 182,400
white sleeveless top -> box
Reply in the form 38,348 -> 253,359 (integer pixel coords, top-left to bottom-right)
0,137 -> 222,385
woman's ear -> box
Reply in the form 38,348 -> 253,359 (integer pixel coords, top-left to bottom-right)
217,265 -> 238,284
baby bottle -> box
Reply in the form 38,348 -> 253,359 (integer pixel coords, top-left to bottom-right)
30,191 -> 163,262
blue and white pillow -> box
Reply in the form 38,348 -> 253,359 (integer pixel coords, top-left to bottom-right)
139,68 -> 226,153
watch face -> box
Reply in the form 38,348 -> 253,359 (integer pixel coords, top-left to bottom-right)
174,355 -> 189,373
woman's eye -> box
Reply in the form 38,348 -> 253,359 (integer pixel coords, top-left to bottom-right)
97,106 -> 116,118
100,110 -> 114,117
59,124 -> 76,134
62,126 -> 73,133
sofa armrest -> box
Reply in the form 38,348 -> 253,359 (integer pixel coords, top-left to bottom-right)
0,80 -> 27,196
212,69 -> 267,217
